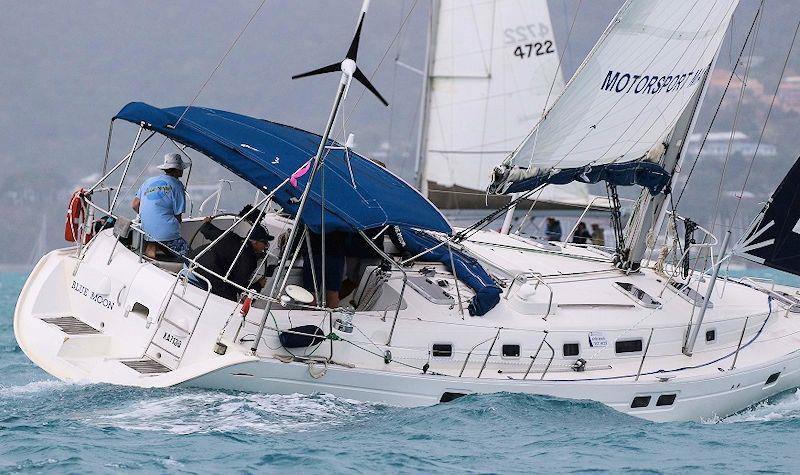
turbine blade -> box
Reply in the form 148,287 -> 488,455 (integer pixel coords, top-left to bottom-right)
346,12 -> 365,61
291,62 -> 341,80
353,66 -> 388,107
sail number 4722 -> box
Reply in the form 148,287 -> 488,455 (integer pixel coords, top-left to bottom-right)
513,40 -> 555,59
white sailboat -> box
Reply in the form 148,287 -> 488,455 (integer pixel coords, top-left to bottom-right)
414,0 -> 600,211
15,0 -> 800,423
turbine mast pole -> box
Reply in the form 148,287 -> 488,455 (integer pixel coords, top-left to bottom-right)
251,0 -> 387,354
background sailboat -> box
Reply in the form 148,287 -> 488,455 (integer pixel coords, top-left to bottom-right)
412,0 -> 603,213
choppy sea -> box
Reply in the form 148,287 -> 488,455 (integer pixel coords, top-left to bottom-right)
4,270 -> 800,473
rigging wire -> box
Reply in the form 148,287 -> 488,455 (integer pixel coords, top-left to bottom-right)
384,0 -> 408,154
340,0 -> 420,136
674,1 -> 765,206
511,0 -> 583,235
729,15 -> 800,234
174,0 -> 268,127
590,0 -> 728,168
541,0 -> 581,121
709,3 -> 763,235
516,0 -> 709,177
118,0 -> 268,201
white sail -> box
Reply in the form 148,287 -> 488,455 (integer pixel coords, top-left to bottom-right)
420,0 -> 569,195
498,0 -> 739,184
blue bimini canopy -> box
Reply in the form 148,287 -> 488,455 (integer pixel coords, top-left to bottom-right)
114,102 -> 451,234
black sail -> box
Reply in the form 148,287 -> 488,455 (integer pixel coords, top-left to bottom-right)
740,156 -> 800,275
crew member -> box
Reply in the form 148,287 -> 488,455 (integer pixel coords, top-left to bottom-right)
572,222 -> 592,244
132,153 -> 189,258
302,231 -> 347,308
190,217 -> 274,301
545,217 -> 562,241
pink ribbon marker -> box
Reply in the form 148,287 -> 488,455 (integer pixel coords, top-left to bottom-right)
290,160 -> 312,188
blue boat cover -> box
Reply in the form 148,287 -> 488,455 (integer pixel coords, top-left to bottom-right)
114,102 -> 451,234
400,229 -> 501,316
504,161 -> 671,195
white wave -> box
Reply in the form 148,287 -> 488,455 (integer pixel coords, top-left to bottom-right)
0,379 -> 77,397
89,390 -> 377,435
722,389 -> 800,423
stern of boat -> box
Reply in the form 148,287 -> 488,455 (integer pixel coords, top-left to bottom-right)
14,238 -> 256,387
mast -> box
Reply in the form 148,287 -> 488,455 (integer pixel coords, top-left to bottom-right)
622,60 -> 716,270
412,0 -> 439,195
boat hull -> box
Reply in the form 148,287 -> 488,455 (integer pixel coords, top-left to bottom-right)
183,352 -> 800,422
15,231 -> 800,423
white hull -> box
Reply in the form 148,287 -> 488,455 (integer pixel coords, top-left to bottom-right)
15,218 -> 800,422
184,352 -> 800,422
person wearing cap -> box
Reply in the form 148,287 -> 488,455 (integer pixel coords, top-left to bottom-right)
132,153 -> 189,258
188,216 -> 275,301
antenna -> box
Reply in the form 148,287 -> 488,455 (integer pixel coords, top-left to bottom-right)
291,0 -> 389,106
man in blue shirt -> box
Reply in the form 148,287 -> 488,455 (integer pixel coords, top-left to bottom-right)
132,153 -> 189,258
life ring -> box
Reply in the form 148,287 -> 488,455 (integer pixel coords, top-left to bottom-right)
64,188 -> 92,244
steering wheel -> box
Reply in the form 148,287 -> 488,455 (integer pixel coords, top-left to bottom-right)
189,213 -> 240,250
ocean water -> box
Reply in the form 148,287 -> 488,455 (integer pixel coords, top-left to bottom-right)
4,270 -> 800,473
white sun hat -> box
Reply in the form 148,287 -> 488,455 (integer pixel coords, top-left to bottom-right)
157,153 -> 188,170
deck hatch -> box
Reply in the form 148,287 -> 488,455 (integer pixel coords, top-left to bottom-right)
667,281 -> 713,308
41,316 -> 100,335
613,282 -> 661,308
120,358 -> 172,374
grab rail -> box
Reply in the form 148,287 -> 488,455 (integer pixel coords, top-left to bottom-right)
539,340 -> 555,380
730,316 -> 749,371
197,179 -> 232,216
635,328 -> 654,382
459,334 -> 496,377
477,328 -> 502,379
523,331 -> 548,380
742,278 -> 800,314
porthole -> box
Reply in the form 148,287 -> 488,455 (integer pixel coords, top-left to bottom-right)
705,329 -> 716,343
631,396 -> 651,408
432,343 -> 453,358
563,343 -> 580,357
766,372 -> 781,385
440,392 -> 466,403
656,394 -> 676,406
502,344 -> 520,358
615,339 -> 643,354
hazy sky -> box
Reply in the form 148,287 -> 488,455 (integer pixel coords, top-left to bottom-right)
0,0 -> 615,184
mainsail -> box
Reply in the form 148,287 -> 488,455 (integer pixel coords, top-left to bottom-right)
416,0 -> 591,207
489,0 -> 740,195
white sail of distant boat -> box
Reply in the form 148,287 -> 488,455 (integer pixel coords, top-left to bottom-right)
490,0 -> 739,194
27,214 -> 48,267
414,0 -> 592,208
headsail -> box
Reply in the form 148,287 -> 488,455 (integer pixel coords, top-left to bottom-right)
419,0 -> 595,206
489,0 -> 739,195
739,157 -> 800,276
